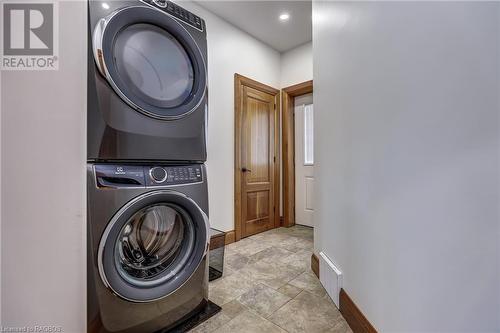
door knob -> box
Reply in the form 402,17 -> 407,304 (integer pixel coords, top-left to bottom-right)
242,167 -> 252,172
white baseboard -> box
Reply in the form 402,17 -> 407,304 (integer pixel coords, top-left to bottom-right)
319,251 -> 343,308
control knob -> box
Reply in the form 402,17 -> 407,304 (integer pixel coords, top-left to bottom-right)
150,167 -> 167,183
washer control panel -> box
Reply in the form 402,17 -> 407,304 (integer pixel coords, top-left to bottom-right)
146,165 -> 203,186
94,164 -> 203,188
142,0 -> 204,31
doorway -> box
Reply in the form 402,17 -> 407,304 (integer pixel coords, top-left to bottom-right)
294,93 -> 314,227
282,80 -> 314,227
234,74 -> 280,241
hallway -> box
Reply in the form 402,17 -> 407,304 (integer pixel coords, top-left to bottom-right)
190,226 -> 352,332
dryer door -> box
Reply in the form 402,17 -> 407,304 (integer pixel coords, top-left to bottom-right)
98,190 -> 209,302
93,6 -> 206,120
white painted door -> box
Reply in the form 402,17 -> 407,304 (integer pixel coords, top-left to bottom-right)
294,93 -> 314,227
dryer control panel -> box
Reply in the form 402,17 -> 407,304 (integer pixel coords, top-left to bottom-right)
94,164 -> 203,188
142,0 -> 204,31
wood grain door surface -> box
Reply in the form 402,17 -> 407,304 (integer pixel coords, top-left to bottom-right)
237,79 -> 278,238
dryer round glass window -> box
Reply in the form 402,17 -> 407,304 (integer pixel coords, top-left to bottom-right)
94,6 -> 207,120
115,204 -> 194,283
113,24 -> 194,107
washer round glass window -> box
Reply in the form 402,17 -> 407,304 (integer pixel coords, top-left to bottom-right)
115,204 -> 195,284
113,23 -> 194,108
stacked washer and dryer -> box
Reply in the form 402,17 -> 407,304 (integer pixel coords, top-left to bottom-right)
87,1 -> 211,332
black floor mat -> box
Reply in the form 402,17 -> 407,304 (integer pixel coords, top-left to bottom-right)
158,300 -> 222,333
209,266 -> 223,281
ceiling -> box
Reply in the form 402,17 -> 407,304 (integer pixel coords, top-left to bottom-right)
194,1 -> 312,53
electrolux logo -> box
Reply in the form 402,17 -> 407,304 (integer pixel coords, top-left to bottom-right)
1,2 -> 58,70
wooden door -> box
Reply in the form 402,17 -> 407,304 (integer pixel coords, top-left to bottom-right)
294,94 -> 314,227
235,74 -> 279,240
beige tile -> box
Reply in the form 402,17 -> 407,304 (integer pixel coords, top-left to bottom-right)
280,238 -> 313,253
238,260 -> 303,290
274,238 -> 307,252
209,272 -> 259,305
225,252 -> 253,271
279,242 -> 305,253
189,312 -> 231,333
254,227 -> 283,235
213,310 -> 286,333
289,271 -> 326,297
277,284 -> 302,299
246,232 -> 280,244
295,238 -> 314,250
230,238 -> 273,256
221,265 -> 236,278
283,225 -> 314,240
221,299 -> 247,320
265,227 -> 290,234
278,248 -> 313,272
223,244 -> 240,256
227,237 -> 254,249
250,231 -> 301,248
248,246 -> 295,263
237,284 -> 291,318
206,227 -> 332,332
327,319 -> 353,333
268,291 -> 343,333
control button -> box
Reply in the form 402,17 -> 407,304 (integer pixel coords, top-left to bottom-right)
150,167 -> 168,183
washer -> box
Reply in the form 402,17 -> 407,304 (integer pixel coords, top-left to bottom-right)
87,163 -> 210,332
88,0 -> 208,162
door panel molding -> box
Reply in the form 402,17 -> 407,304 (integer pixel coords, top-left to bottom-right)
235,74 -> 280,241
282,80 -> 313,227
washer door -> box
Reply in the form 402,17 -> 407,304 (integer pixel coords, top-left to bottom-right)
98,191 -> 209,302
93,6 -> 206,120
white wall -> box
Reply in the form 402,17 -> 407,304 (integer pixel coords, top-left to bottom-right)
313,1 -> 499,332
1,1 -> 87,331
280,41 -> 312,88
178,1 -> 281,232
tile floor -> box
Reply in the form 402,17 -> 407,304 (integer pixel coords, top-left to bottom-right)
190,226 -> 352,333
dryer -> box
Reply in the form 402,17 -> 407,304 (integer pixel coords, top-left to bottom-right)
88,0 -> 208,162
87,163 -> 210,332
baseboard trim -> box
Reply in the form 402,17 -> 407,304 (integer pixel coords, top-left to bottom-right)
339,289 -> 377,333
225,230 -> 235,245
311,253 -> 319,278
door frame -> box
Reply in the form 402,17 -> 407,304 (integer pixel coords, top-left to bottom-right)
281,80 -> 313,227
234,73 -> 280,242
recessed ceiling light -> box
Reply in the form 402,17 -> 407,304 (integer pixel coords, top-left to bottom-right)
102,3 -> 110,9
279,13 -> 290,21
